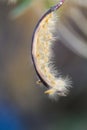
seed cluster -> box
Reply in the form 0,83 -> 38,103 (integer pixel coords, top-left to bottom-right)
32,5 -> 71,99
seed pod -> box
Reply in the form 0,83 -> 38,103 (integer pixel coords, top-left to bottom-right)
31,0 -> 71,99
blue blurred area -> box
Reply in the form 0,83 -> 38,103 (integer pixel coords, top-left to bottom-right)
0,102 -> 21,130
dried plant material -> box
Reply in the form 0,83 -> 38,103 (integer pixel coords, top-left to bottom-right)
31,0 -> 71,99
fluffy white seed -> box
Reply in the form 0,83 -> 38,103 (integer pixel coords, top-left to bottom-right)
32,11 -> 71,99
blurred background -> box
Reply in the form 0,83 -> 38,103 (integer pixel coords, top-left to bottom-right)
0,0 -> 87,130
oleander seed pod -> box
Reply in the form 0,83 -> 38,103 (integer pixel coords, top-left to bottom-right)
31,0 -> 71,99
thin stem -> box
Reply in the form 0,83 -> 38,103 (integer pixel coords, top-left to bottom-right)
51,0 -> 64,11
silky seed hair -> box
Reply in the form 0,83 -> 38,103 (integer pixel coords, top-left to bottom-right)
31,0 -> 71,99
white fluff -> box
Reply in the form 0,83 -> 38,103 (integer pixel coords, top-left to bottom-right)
32,11 -> 71,99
